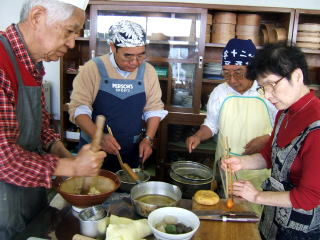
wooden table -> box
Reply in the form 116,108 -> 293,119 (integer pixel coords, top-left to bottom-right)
16,197 -> 261,240
192,198 -> 261,240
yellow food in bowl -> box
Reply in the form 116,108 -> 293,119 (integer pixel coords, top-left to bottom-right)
194,190 -> 220,205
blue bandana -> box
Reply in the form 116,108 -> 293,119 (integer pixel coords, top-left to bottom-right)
107,20 -> 146,48
222,38 -> 256,66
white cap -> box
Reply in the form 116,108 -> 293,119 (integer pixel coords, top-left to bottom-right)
57,0 -> 89,10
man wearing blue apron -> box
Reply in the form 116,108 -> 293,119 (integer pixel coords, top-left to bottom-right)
69,20 -> 167,172
186,39 -> 277,214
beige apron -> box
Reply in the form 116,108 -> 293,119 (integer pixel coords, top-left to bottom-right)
216,95 -> 272,213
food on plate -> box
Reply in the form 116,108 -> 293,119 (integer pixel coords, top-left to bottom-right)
155,215 -> 193,234
193,190 -> 220,205
106,215 -> 152,240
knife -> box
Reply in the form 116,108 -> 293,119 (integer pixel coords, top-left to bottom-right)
192,210 -> 260,222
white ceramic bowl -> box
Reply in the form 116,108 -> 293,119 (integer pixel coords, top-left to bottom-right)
147,207 -> 200,240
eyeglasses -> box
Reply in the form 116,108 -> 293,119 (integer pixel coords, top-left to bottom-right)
223,69 -> 246,80
120,53 -> 146,62
256,76 -> 285,95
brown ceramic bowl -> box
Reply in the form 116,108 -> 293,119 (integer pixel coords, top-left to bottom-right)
55,169 -> 120,208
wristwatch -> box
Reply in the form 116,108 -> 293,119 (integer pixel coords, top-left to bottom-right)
143,135 -> 154,146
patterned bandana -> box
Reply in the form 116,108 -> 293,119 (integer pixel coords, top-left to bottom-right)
222,38 -> 256,66
107,20 -> 146,48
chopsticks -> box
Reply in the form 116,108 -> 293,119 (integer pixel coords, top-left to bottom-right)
106,125 -> 140,183
223,136 -> 234,209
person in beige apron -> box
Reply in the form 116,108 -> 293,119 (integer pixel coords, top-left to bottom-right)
186,39 -> 277,213
0,1 -> 106,238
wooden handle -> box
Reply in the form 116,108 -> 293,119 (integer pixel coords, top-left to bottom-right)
122,163 -> 140,182
90,115 -> 106,153
72,234 -> 96,240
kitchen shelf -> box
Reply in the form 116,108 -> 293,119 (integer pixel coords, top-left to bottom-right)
60,1 -> 309,180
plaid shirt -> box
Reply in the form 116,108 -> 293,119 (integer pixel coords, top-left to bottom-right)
0,24 -> 59,188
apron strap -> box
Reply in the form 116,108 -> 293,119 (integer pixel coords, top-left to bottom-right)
0,35 -> 23,86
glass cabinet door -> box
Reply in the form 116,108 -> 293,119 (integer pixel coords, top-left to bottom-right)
90,5 -> 206,113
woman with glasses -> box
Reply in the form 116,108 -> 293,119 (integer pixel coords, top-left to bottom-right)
222,43 -> 320,240
186,38 -> 277,213
69,20 -> 167,172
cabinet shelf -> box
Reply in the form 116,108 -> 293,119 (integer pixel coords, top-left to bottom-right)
147,56 -> 197,64
168,140 -> 216,154
147,40 -> 198,46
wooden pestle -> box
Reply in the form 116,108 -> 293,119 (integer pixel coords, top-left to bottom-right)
106,125 -> 140,183
80,115 -> 106,194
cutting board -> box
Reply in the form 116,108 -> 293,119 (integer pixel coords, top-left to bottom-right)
192,198 -> 261,240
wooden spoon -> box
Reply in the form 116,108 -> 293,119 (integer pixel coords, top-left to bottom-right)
106,125 -> 140,183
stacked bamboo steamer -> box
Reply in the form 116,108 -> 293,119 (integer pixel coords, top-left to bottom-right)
296,23 -> 320,50
211,12 -> 236,44
206,14 -> 213,43
236,14 -> 261,46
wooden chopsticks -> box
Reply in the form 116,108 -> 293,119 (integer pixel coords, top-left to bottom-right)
223,136 -> 234,208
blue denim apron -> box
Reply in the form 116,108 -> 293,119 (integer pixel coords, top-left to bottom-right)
0,35 -> 47,239
79,57 -> 146,172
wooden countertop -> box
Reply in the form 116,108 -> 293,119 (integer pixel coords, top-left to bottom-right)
15,196 -> 261,240
192,198 -> 261,240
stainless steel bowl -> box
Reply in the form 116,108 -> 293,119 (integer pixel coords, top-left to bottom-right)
130,181 -> 182,217
116,168 -> 150,192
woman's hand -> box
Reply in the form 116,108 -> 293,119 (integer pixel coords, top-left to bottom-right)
232,180 -> 260,203
221,156 -> 243,172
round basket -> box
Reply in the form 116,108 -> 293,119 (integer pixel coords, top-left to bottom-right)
211,23 -> 235,34
269,27 -> 287,43
213,12 -> 237,24
236,25 -> 260,36
237,14 -> 261,26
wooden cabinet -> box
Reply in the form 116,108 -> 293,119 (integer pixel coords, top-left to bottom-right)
292,9 -> 320,94
60,8 -> 90,152
59,1 -> 317,179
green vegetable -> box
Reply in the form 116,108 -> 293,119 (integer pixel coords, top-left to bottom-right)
165,224 -> 177,234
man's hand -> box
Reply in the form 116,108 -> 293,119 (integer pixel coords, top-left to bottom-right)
185,135 -> 201,153
139,138 -> 153,162
101,133 -> 121,155
242,135 -> 270,155
72,144 -> 106,176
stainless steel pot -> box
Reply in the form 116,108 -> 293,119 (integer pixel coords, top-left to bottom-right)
130,181 -> 182,217
116,168 -> 150,192
170,161 -> 213,199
